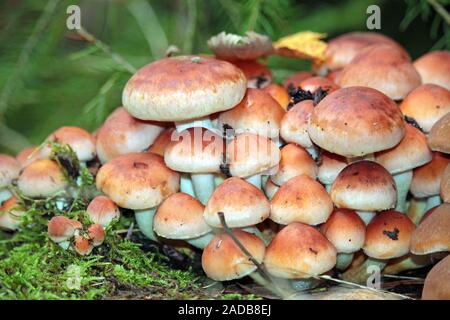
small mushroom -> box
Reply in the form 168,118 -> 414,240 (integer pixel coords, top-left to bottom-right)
74,235 -> 93,255
86,195 -> 120,228
0,196 -> 25,231
0,154 -> 21,203
48,216 -> 82,247
87,224 -> 105,247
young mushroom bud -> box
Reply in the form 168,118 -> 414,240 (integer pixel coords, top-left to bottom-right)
86,195 -> 120,228
0,196 -> 25,231
74,235 -> 93,256
87,224 -> 105,247
48,216 -> 82,243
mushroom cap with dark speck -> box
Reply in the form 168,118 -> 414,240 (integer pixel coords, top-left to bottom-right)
422,255 -> 450,300
264,222 -> 337,279
308,86 -> 405,157
337,45 -> 420,100
17,159 -> 67,198
96,107 -> 165,164
270,175 -> 333,225
0,154 -> 21,188
414,51 -> 450,90
154,192 -> 211,239
202,229 -> 265,281
96,153 -> 179,209
400,84 -> 450,133
203,177 -> 270,228
410,203 -> 450,255
375,123 -> 432,174
122,55 -> 247,121
363,210 -> 415,259
320,209 -> 366,254
218,88 -> 285,139
331,161 -> 397,211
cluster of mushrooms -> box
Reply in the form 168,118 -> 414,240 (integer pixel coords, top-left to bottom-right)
1,31 -> 450,299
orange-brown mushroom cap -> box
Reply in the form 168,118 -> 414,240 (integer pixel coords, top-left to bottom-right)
410,152 -> 450,198
337,45 -> 420,100
270,175 -> 333,225
0,154 -> 21,188
123,55 -> 247,121
363,210 -> 415,259
428,111 -> 450,154
414,51 -> 450,90
203,177 -> 270,228
410,203 -> 450,255
202,229 -> 265,281
264,222 -> 337,279
308,86 -> 405,157
96,153 -> 179,209
0,196 -> 25,231
280,100 -> 314,148
320,209 -> 366,254
299,76 -> 339,94
86,195 -> 120,227
400,84 -> 450,133
422,255 -> 450,300
331,161 -> 397,211
147,128 -> 175,157
231,60 -> 272,89
47,216 -> 82,243
154,192 -> 211,239
262,84 -> 290,110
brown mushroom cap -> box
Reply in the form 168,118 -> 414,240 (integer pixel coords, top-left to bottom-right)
400,84 -> 450,133
17,159 -> 67,198
74,235 -> 93,255
410,152 -> 450,198
96,153 -> 179,209
0,154 -> 21,189
375,123 -> 432,174
410,203 -> 450,254
123,55 -> 247,121
147,128 -> 175,157
317,151 -> 347,185
422,255 -> 450,300
226,133 -> 280,178
331,161 -> 397,211
428,111 -> 450,154
42,126 -> 96,162
217,88 -> 285,139
231,60 -> 272,89
203,177 -> 270,228
0,196 -> 25,231
262,84 -> 290,110
270,175 -> 333,225
283,71 -> 314,89
96,107 -> 165,164
264,222 -> 337,279
324,32 -> 407,71
202,229 -> 265,281
441,164 -> 450,203
47,216 -> 82,243
280,100 -> 314,148
308,86 -> 405,157
363,210 -> 415,259
16,146 -> 42,168
86,195 -> 120,227
154,192 -> 211,239
299,76 -> 339,94
164,127 -> 223,174
414,51 -> 450,90
337,45 -> 421,100
270,143 -> 318,186
320,209 -> 366,254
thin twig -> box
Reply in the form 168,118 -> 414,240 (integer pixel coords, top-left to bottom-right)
76,27 -> 137,74
427,0 -> 450,26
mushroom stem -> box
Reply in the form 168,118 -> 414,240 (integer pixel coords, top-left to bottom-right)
187,232 -> 214,249
214,174 -> 225,187
290,278 -> 322,291
325,184 -> 332,193
336,253 -> 355,271
356,211 -> 376,225
407,198 -> 427,224
175,117 -> 213,132
248,272 -> 295,299
425,195 -> 441,211
341,257 -> 387,284
306,146 -> 319,161
179,174 -> 196,197
0,189 -> 12,204
134,207 -> 158,241
190,172 -> 215,205
245,174 -> 262,189
383,254 -> 432,275
392,170 -> 413,213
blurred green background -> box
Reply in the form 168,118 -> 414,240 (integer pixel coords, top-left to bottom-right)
0,0 -> 449,154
